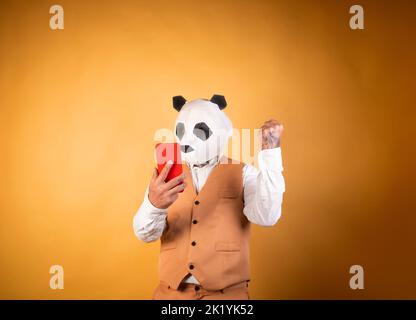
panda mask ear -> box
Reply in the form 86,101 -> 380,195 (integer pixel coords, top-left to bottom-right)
173,96 -> 187,111
210,94 -> 227,110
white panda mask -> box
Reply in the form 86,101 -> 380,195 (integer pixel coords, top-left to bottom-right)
173,95 -> 233,166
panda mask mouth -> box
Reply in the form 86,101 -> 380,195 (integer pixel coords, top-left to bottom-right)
181,145 -> 194,153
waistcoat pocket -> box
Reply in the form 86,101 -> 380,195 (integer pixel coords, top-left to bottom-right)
218,187 -> 239,199
215,242 -> 240,252
161,241 -> 176,251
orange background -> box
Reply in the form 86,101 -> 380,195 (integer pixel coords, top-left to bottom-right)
0,0 -> 415,299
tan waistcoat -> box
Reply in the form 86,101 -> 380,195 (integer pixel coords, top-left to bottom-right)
159,159 -> 250,291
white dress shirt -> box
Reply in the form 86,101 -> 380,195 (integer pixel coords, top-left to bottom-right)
133,147 -> 285,284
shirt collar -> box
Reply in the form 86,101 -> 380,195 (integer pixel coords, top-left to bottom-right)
188,156 -> 220,169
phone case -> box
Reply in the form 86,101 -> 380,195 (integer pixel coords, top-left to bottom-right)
155,143 -> 184,191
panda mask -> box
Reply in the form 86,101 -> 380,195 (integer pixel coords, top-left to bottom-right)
173,95 -> 233,166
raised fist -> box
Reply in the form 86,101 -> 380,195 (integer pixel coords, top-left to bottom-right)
261,119 -> 284,149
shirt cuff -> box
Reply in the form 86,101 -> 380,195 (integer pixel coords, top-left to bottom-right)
142,190 -> 168,214
258,147 -> 283,172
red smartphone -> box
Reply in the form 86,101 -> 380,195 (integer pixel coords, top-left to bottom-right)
155,143 -> 184,191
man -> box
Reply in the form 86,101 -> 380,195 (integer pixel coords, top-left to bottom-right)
133,95 -> 285,299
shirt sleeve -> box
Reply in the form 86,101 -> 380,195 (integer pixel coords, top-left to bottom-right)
132,186 -> 168,243
242,147 -> 285,226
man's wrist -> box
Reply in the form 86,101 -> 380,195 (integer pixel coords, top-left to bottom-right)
145,194 -> 167,213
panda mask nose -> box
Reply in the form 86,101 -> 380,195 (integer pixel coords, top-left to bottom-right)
181,145 -> 194,153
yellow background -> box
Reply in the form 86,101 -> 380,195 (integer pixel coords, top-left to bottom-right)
0,0 -> 415,299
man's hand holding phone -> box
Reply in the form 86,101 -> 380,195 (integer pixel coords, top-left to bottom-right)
149,143 -> 186,209
148,162 -> 186,209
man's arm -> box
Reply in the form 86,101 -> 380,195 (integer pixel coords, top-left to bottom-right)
133,186 -> 168,243
243,119 -> 285,226
132,162 -> 186,243
243,148 -> 285,226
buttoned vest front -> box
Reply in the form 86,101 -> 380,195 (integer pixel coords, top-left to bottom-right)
158,159 -> 250,291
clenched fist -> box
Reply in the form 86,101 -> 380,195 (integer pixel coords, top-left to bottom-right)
148,161 -> 187,209
261,119 -> 284,149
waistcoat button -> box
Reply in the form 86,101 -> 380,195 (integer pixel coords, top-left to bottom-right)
191,241 -> 196,246
192,219 -> 198,224
194,200 -> 200,205
189,264 -> 194,270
